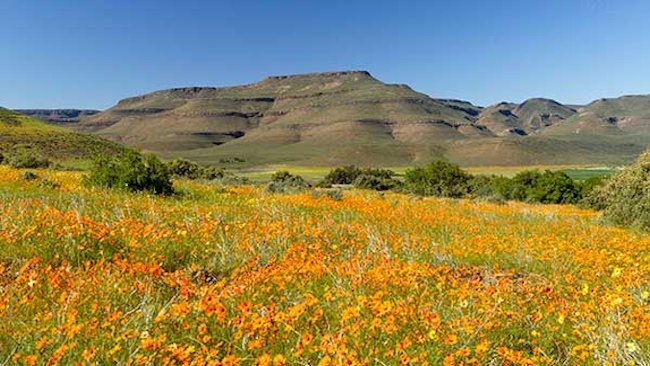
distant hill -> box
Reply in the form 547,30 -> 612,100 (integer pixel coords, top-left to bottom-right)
0,108 -> 124,160
45,72 -> 650,167
17,109 -> 100,126
477,98 -> 576,136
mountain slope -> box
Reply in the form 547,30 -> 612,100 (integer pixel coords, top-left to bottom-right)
80,71 -> 494,165
544,95 -> 650,137
477,98 -> 576,136
0,108 -> 124,160
66,72 -> 650,167
16,109 -> 100,126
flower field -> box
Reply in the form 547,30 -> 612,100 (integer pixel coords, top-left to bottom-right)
0,166 -> 648,365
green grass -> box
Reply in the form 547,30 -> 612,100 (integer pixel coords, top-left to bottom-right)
0,108 -> 125,162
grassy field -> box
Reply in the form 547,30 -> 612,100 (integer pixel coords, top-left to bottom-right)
0,166 -> 648,365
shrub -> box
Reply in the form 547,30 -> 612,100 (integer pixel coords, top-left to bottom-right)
20,171 -> 38,180
587,151 -> 650,229
526,170 -> 582,204
467,174 -> 500,198
500,170 -> 543,201
489,170 -> 582,204
84,150 -> 173,195
353,174 -> 399,191
323,166 -> 395,185
311,189 -> 344,200
167,159 -> 202,179
6,148 -> 50,169
265,171 -> 311,194
403,161 -> 471,197
167,159 -> 225,180
38,179 -> 61,189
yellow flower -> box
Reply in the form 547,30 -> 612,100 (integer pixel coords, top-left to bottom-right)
273,354 -> 286,366
625,342 -> 637,353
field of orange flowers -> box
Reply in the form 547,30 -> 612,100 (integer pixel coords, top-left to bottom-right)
0,166 -> 648,365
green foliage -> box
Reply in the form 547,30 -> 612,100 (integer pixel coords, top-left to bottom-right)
403,161 -> 471,198
38,179 -> 61,189
20,171 -> 38,180
323,166 -> 394,185
84,150 -> 173,195
487,170 -> 582,204
167,159 -> 226,180
311,189 -> 344,201
5,148 -> 50,169
526,171 -> 582,204
352,174 -> 399,191
265,171 -> 311,194
586,151 -> 650,229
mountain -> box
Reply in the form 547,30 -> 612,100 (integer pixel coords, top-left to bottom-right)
0,108 -> 124,160
477,98 -> 576,136
57,72 -> 650,167
543,95 -> 650,136
16,109 -> 100,126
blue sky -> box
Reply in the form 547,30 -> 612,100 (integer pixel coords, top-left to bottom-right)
1,0 -> 649,109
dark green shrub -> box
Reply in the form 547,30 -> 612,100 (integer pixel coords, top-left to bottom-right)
324,166 -> 362,185
467,175 -> 500,198
353,174 -> 399,191
490,170 -> 582,204
506,170 -> 543,201
586,151 -> 650,229
167,159 -> 202,179
311,189 -> 344,201
20,171 -> 38,180
323,166 -> 395,185
527,171 -> 582,204
167,159 -> 226,180
265,171 -> 311,193
403,161 -> 471,197
38,179 -> 61,189
84,150 -> 173,195
6,148 -> 50,169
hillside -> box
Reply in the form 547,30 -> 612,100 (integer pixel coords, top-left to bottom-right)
63,72 -> 650,167
0,108 -> 124,160
477,98 -> 576,136
16,109 -> 100,126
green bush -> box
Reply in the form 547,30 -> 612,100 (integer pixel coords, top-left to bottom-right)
5,148 -> 50,169
311,189 -> 344,201
403,161 -> 470,197
84,151 -> 173,195
38,179 -> 61,189
323,166 -> 394,185
489,170 -> 582,204
586,151 -> 650,229
352,174 -> 399,191
167,159 -> 225,180
527,171 -> 582,204
20,171 -> 38,180
265,171 -> 311,194
467,174 -> 500,198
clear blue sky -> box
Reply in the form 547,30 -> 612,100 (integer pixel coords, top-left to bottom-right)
2,0 -> 649,109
